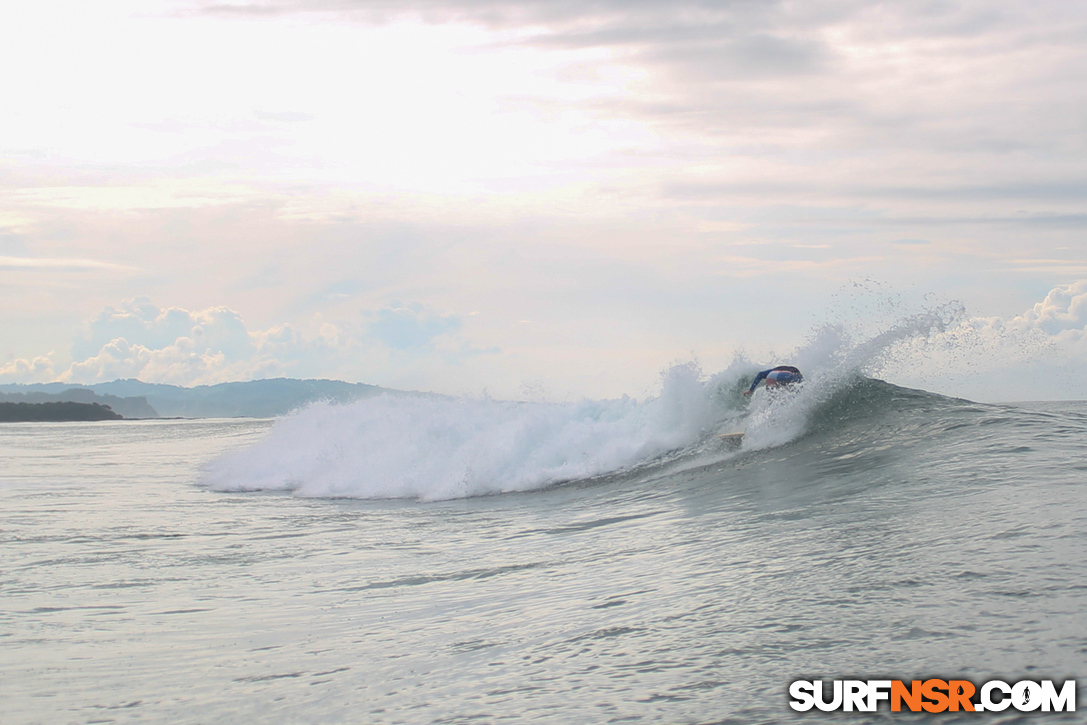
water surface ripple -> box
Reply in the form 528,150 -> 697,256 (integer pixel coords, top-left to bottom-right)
2,389 -> 1085,723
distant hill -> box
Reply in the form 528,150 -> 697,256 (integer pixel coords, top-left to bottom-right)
0,378 -> 405,418
0,389 -> 158,418
0,401 -> 123,422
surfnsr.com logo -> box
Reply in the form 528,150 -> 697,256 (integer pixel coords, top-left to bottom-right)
789,679 -> 1076,713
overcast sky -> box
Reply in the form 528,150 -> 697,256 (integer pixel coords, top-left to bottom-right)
2,0 -> 1086,400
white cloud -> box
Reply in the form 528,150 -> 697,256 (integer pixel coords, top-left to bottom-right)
73,297 -> 254,360
2,2 -> 1087,400
58,300 -> 328,385
877,280 -> 1087,401
0,256 -> 138,272
61,336 -> 232,386
0,298 -> 487,388
5,283 -> 1087,401
1014,281 -> 1087,339
0,355 -> 56,384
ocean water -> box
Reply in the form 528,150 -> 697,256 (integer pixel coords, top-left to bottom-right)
2,370 -> 1086,723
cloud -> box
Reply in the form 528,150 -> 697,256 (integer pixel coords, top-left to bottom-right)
944,280 -> 1087,347
365,301 -> 463,350
182,0 -> 1087,231
62,336 -> 231,386
0,298 -> 486,388
4,1 -> 1087,401
73,297 -> 254,360
0,256 -> 138,272
875,280 -> 1087,400
0,355 -> 56,384
1013,280 -> 1087,339
46,299 -> 292,385
253,109 -> 314,123
193,0 -> 797,31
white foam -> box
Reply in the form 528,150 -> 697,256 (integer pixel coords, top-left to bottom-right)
202,304 -> 965,500
201,362 -> 731,501
739,306 -> 963,451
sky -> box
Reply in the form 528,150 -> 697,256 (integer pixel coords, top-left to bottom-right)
2,0 -> 1086,401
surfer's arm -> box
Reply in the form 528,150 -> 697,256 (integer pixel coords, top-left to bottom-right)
745,370 -> 770,395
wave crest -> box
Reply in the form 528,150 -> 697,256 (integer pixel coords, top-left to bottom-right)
201,362 -> 728,501
202,304 -> 972,501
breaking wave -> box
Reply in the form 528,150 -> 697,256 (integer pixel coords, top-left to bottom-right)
202,306 -> 964,500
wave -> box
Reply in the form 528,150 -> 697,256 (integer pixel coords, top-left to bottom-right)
201,362 -> 736,500
201,308 -> 972,501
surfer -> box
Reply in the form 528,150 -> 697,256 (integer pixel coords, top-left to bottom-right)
743,365 -> 803,396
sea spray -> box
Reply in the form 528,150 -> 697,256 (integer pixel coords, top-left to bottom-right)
202,362 -> 732,500
739,302 -> 968,451
203,303 -> 973,499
